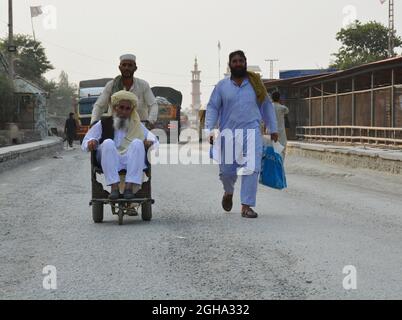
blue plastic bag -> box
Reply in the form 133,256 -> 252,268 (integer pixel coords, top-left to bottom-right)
259,146 -> 287,190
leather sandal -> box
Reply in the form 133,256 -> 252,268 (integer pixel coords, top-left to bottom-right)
123,189 -> 135,200
241,208 -> 258,219
108,189 -> 120,200
222,194 -> 233,212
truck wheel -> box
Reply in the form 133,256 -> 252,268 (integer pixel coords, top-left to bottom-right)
92,202 -> 103,223
118,210 -> 124,225
141,202 -> 152,221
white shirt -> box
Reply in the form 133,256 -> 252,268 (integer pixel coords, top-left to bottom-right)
81,121 -> 159,152
273,102 -> 289,146
90,77 -> 159,124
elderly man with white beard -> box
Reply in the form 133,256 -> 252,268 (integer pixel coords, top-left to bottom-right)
82,90 -> 158,200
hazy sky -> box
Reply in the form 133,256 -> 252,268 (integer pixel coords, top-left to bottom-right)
0,0 -> 400,110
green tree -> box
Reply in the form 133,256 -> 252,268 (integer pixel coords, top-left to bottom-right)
48,71 -> 77,118
0,34 -> 54,83
331,20 -> 402,70
41,78 -> 57,94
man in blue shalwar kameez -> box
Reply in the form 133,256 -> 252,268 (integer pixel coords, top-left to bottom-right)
205,50 -> 278,218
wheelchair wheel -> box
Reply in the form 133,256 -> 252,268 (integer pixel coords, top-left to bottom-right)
141,202 -> 152,221
92,202 -> 104,223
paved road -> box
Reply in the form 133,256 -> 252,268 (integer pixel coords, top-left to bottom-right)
1,142 -> 402,299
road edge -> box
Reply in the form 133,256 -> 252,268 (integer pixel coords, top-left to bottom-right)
287,141 -> 402,175
0,137 -> 64,174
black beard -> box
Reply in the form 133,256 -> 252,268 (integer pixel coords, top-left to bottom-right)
230,66 -> 247,78
122,72 -> 134,79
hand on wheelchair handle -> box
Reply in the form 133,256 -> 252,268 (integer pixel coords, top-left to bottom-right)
143,120 -> 155,130
144,140 -> 154,149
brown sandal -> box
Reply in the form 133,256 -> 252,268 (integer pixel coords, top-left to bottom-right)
241,208 -> 258,219
222,194 -> 233,212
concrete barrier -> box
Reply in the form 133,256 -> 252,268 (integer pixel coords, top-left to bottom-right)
0,137 -> 64,174
287,141 -> 402,175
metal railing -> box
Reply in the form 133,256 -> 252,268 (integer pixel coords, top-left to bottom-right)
296,126 -> 402,147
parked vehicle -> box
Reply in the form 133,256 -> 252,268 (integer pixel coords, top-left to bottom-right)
151,87 -> 182,143
76,78 -> 112,143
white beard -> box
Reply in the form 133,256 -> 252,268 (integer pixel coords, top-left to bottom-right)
113,116 -> 130,131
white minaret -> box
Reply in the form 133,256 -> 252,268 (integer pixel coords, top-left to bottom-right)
191,57 -> 202,114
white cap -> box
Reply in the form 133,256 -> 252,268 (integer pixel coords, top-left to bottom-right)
120,54 -> 136,62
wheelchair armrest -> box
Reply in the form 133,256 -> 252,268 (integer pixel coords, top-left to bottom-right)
90,150 -> 103,174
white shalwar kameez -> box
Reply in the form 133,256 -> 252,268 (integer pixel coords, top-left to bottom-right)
81,122 -> 158,186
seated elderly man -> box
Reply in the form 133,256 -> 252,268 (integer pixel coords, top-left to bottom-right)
82,90 -> 158,200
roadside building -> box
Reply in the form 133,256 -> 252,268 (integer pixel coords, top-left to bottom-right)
264,57 -> 402,146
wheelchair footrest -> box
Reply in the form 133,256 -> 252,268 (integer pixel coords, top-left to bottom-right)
90,198 -> 155,206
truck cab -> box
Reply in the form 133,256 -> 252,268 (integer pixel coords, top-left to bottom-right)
76,78 -> 112,143
76,96 -> 98,143
151,87 -> 182,144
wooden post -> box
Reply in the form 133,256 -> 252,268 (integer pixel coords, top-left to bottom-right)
309,86 -> 312,126
371,72 -> 374,127
391,68 -> 395,127
352,78 -> 355,126
335,81 -> 339,126
321,83 -> 324,126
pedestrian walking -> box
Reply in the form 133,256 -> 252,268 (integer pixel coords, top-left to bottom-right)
271,91 -> 289,160
64,112 -> 77,148
206,50 -> 278,218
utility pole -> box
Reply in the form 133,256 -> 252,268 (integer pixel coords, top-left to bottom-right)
388,0 -> 395,57
8,0 -> 15,80
265,59 -> 279,79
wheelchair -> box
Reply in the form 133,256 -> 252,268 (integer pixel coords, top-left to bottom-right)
88,144 -> 154,225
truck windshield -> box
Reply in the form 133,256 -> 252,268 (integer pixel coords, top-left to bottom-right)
79,101 -> 95,115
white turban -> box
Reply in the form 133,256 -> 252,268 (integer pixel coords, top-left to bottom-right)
111,90 -> 138,108
120,54 -> 136,62
110,90 -> 144,151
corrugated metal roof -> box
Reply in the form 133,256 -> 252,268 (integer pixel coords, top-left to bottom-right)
263,56 -> 402,88
13,76 -> 46,94
294,56 -> 402,85
263,73 -> 333,88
